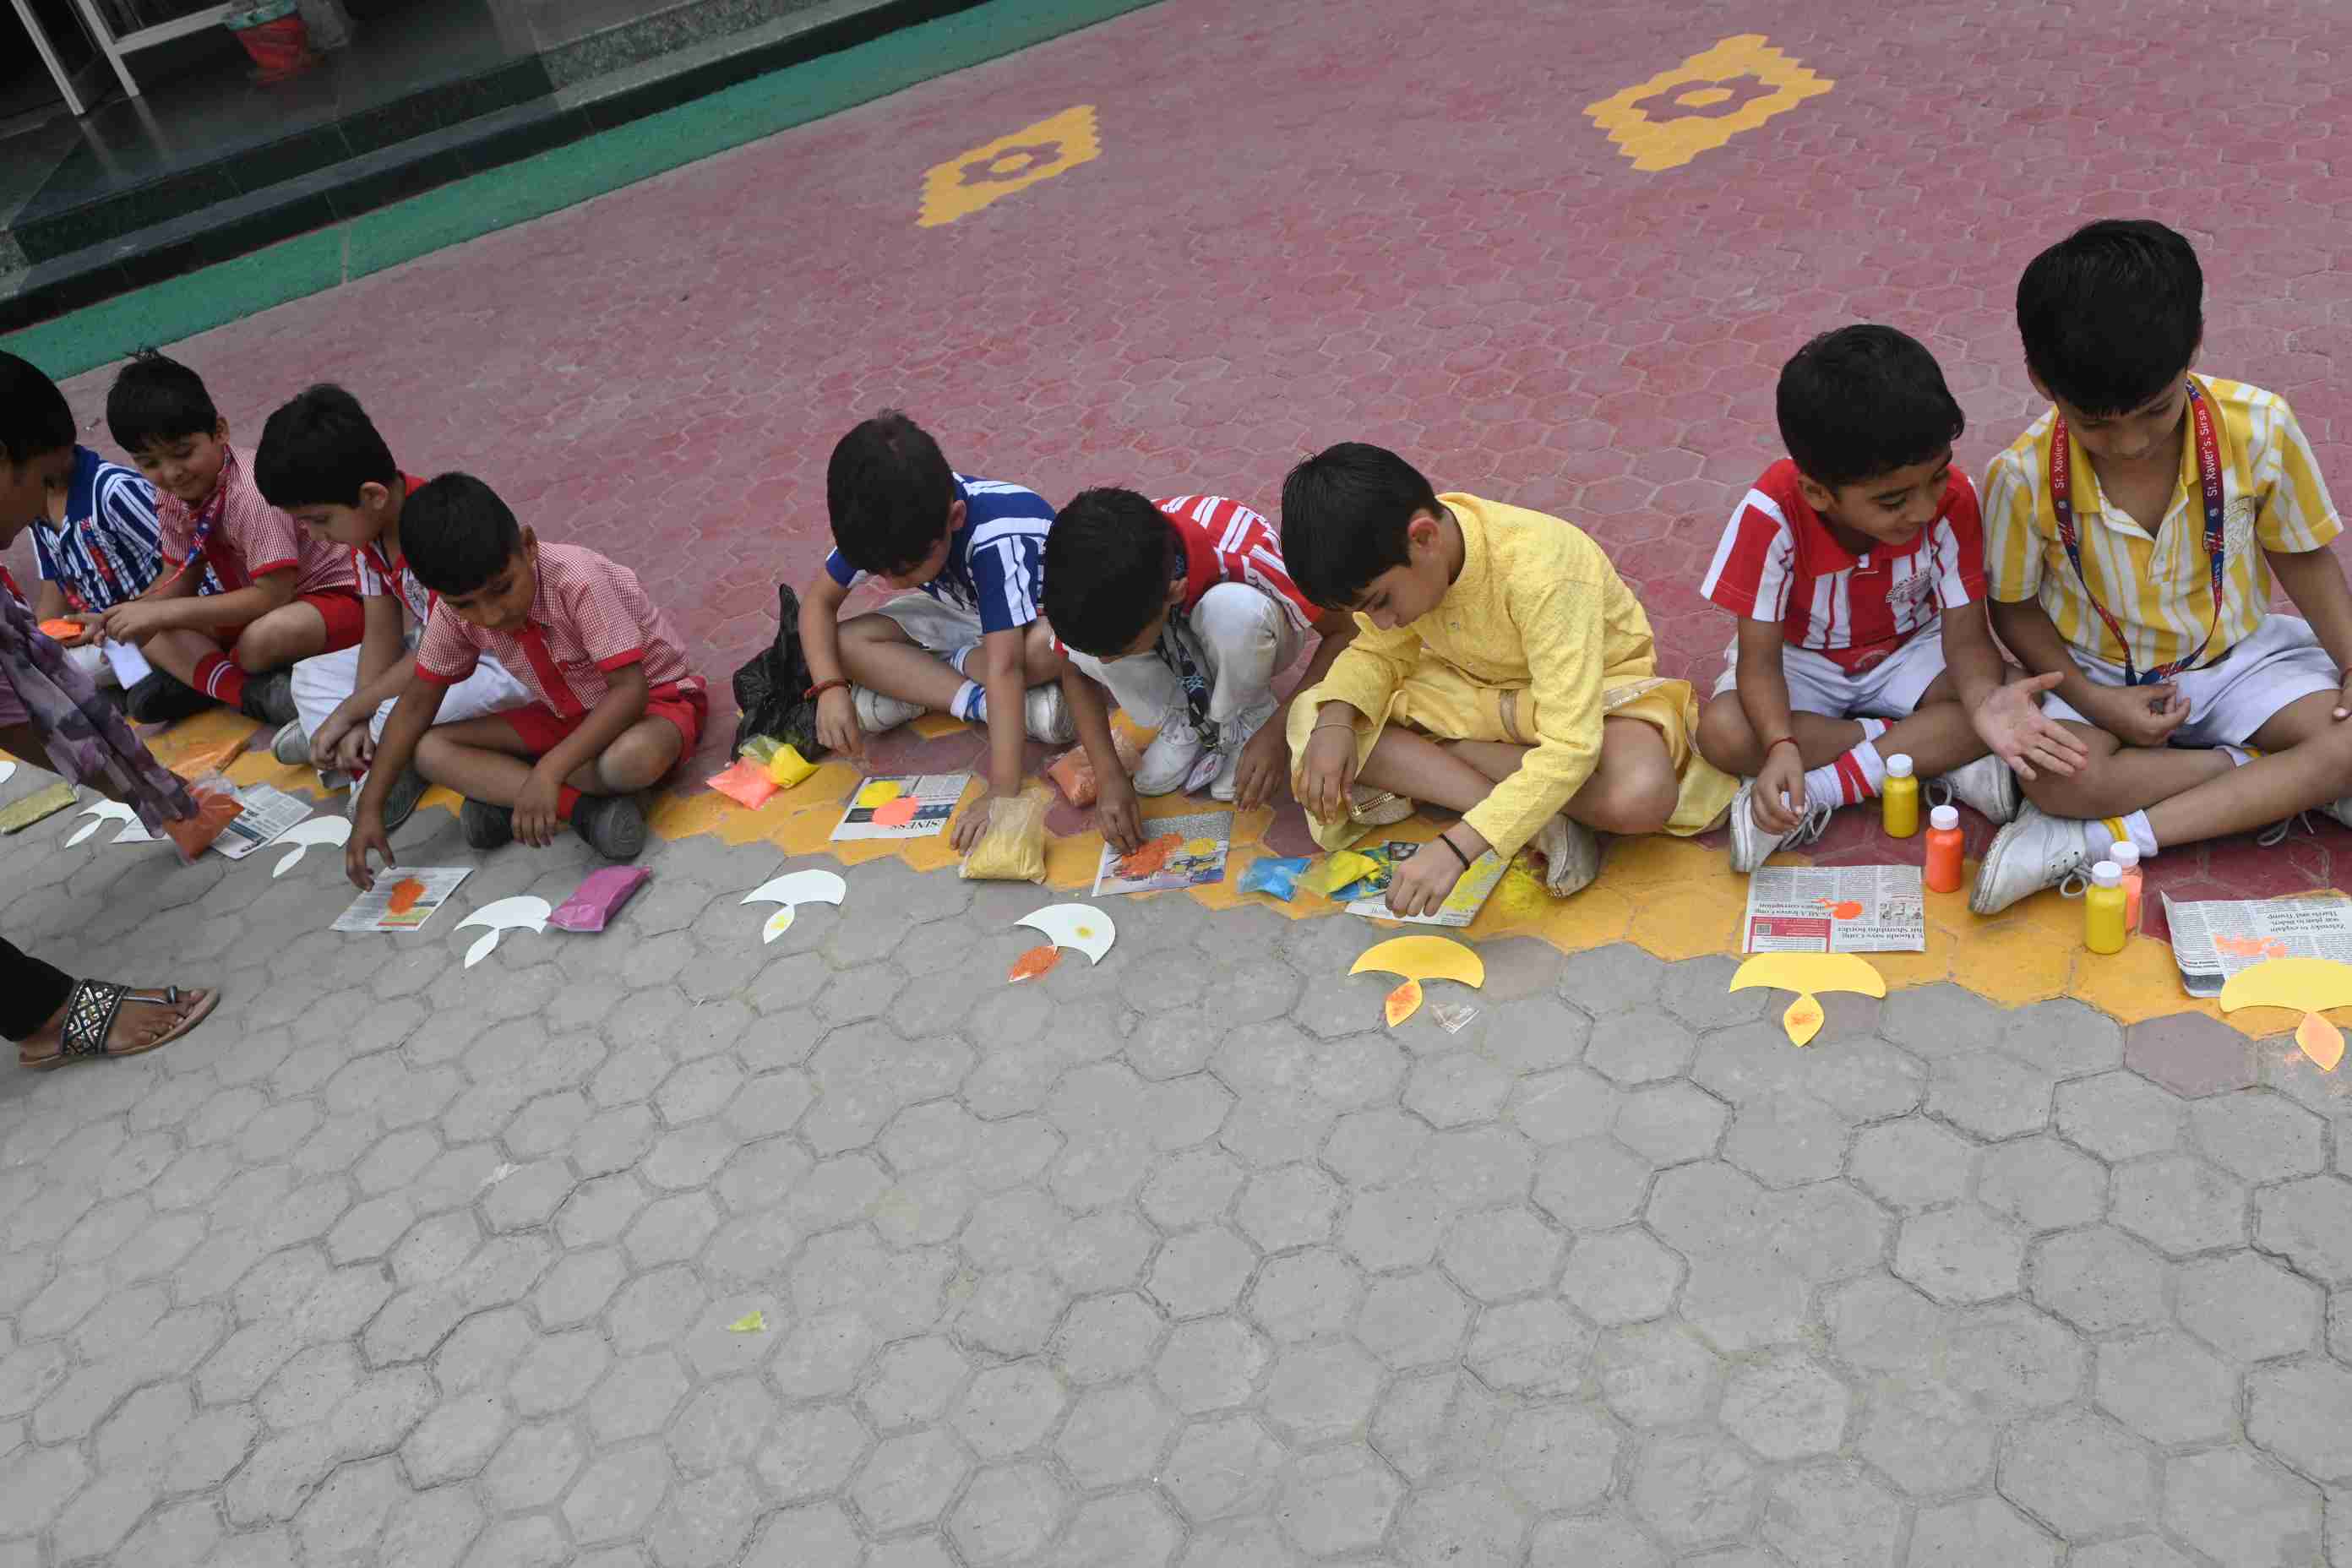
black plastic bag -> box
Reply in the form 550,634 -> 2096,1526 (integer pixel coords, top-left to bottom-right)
732,584 -> 827,760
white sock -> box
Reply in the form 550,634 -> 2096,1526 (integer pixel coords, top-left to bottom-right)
2085,811 -> 2159,859
1858,717 -> 1889,743
2220,743 -> 2256,767
952,680 -> 988,723
1800,740 -> 1886,813
947,645 -> 977,677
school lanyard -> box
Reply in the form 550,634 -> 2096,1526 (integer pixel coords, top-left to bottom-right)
2049,379 -> 2227,686
57,515 -> 132,615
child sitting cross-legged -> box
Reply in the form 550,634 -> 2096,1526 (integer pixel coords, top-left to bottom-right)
1696,324 -> 2087,871
1282,443 -> 1739,916
1041,487 -> 1356,849
95,351 -> 362,725
345,473 -> 705,883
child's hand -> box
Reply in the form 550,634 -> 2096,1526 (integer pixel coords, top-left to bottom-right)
329,723 -> 375,772
2335,667 -> 2352,721
1752,745 -> 1806,835
1095,772 -> 1144,854
514,770 -> 564,847
58,614 -> 101,649
953,792 -> 995,853
1298,723 -> 1359,824
1386,841 -> 1464,919
2087,681 -> 2190,749
99,601 -> 170,645
346,809 -> 393,890
1973,672 -> 2091,781
817,688 -> 865,762
1233,722 -> 1289,813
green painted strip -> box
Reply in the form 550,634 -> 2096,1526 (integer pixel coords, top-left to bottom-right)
6,0 -> 1162,378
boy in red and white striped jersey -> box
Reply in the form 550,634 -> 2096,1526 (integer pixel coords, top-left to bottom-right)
1696,325 -> 2083,871
1042,487 -> 1355,851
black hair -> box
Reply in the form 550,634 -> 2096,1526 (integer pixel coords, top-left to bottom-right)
1279,442 -> 1439,610
401,473 -> 524,597
105,348 -> 219,455
826,410 -> 956,575
1776,325 -> 1967,489
1042,488 -> 1183,656
2017,219 -> 2204,416
253,384 -> 400,509
0,351 -> 75,468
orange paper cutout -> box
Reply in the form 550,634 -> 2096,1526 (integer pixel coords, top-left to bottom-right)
1008,945 -> 1064,984
1385,979 -> 1424,1028
385,878 -> 427,916
37,619 -> 79,640
2215,934 -> 2291,961
1816,898 -> 1865,921
1783,995 -> 1824,1047
2298,1011 -> 2346,1073
872,797 -> 922,827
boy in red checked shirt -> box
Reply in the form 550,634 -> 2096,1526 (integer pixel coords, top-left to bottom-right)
95,351 -> 362,725
345,474 -> 705,879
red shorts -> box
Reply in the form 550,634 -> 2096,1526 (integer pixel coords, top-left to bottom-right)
210,589 -> 366,654
500,679 -> 708,760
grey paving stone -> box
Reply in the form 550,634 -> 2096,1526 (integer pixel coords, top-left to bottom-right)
1263,1339 -> 1384,1446
2161,1447 -> 2322,1568
1631,1430 -> 1757,1548
1759,1462 -> 1902,1568
2247,1358 -> 2352,1482
2113,1153 -> 2249,1256
2029,1226 -> 2170,1335
2000,1408 -> 2157,1538
1893,1200 -> 2029,1306
1611,1080 -> 1728,1166
2097,1330 -> 2238,1445
1437,1204 -> 1564,1302
1977,1135 -> 2108,1231
2055,1070 -> 2185,1160
1164,1413 -> 1288,1522
1719,1351 -> 1849,1459
1910,1496 -> 2057,1568
2177,1250 -> 2322,1361
1848,1115 -> 1974,1211
1856,1374 -> 1995,1496
2191,1089 -> 2327,1182
1276,1443 -> 1402,1557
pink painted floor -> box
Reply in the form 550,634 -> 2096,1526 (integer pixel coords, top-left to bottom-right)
26,0 -> 2352,913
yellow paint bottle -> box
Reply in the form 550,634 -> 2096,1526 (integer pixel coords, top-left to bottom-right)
1881,753 -> 1919,839
2086,860 -> 2127,955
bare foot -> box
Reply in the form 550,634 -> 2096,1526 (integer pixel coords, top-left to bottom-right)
18,984 -> 215,1067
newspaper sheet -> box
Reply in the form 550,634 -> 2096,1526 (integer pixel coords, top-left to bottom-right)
830,774 -> 970,841
211,784 -> 313,860
1338,840 -> 1510,928
1742,863 -> 1925,953
2161,892 -> 2352,997
333,867 -> 473,934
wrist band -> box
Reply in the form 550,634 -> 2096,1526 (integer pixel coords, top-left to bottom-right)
1313,717 -> 1355,733
805,678 -> 849,700
1434,833 -> 1474,872
1764,735 -> 1799,757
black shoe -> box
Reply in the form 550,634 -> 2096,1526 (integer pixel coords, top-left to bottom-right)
125,671 -> 213,724
460,798 -> 514,851
239,671 -> 296,726
571,794 -> 647,861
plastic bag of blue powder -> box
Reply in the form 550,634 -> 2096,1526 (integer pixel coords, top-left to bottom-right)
1239,857 -> 1311,901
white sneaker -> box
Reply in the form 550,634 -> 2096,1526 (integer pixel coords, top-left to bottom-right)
1933,754 -> 2020,825
1530,814 -> 1602,896
271,719 -> 313,767
1023,684 -> 1075,745
1727,779 -> 1834,874
1208,698 -> 1280,803
1134,723 -> 1207,796
1969,801 -> 2096,915
852,686 -> 924,734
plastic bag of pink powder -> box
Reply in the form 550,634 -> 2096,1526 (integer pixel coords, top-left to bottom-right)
549,866 -> 651,933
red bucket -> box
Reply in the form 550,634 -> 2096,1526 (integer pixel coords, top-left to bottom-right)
230,14 -> 317,79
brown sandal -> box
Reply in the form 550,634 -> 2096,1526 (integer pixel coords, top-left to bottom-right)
24,982 -> 218,1070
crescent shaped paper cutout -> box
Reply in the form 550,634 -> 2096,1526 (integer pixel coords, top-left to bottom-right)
741,869 -> 848,908
763,906 -> 797,944
1729,955 -> 1887,999
1014,904 -> 1116,964
0,760 -> 14,787
2216,957 -> 2352,1015
455,896 -> 553,968
270,816 -> 352,877
1350,935 -> 1484,989
69,800 -> 147,847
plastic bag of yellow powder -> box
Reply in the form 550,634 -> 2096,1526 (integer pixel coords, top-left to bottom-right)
960,791 -> 1048,883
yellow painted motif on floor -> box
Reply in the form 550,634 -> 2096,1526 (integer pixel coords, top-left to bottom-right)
1586,34 -> 1832,172
918,105 -> 1101,227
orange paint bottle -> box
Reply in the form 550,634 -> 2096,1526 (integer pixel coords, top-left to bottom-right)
1924,803 -> 1963,894
2108,840 -> 2142,936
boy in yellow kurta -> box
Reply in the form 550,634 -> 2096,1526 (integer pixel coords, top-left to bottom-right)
1282,444 -> 1736,914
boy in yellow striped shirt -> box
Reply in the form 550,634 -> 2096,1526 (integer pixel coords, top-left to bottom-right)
1973,220 -> 2352,912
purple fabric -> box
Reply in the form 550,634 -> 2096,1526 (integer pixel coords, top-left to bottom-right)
0,592 -> 192,834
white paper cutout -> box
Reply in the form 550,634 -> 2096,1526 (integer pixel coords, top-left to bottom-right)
741,868 -> 847,944
455,896 -> 553,968
0,760 -> 15,787
68,800 -> 150,846
270,816 -> 353,878
1014,904 -> 1117,964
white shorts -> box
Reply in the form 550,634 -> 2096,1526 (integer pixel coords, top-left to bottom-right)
1712,629 -> 1948,720
289,637 -> 531,781
873,591 -> 983,659
2038,613 -> 2340,748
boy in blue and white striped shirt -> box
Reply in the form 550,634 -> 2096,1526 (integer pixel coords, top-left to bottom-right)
798,410 -> 1072,852
34,442 -> 219,692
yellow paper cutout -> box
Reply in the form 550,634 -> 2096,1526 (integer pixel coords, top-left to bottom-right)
857,780 -> 905,808
1353,935 -> 1487,990
1385,979 -> 1424,1028
727,1310 -> 767,1333
918,105 -> 1101,228
1584,34 -> 1833,172
2218,957 -> 2352,1073
1730,953 -> 1884,1048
